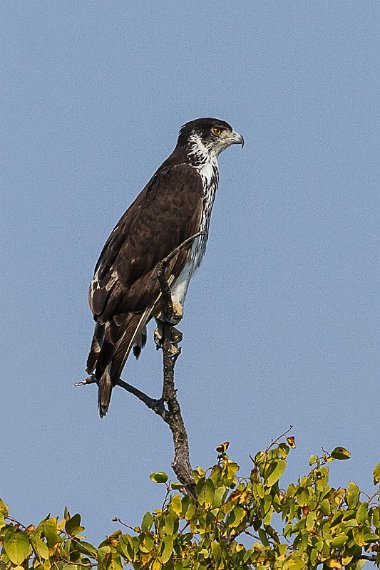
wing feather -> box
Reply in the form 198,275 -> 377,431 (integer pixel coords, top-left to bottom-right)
89,163 -> 203,320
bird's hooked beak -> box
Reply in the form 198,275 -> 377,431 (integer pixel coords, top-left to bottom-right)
230,129 -> 244,148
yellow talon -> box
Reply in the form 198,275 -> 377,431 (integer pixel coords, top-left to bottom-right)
171,301 -> 184,324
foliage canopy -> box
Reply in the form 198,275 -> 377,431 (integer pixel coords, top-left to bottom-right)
1,436 -> 379,569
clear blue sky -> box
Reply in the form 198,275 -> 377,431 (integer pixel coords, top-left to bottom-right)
1,0 -> 379,548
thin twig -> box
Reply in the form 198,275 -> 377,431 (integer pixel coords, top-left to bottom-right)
160,231 -> 205,267
5,515 -> 28,530
265,425 -> 294,453
112,517 -> 138,533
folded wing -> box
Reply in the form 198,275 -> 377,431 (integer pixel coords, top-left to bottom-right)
87,163 -> 203,416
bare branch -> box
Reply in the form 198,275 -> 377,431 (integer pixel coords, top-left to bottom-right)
159,318 -> 195,490
77,360 -> 194,488
76,375 -> 168,420
357,555 -> 377,562
265,425 -> 294,452
117,379 -> 168,420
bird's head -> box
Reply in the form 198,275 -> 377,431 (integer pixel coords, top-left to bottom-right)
178,118 -> 244,162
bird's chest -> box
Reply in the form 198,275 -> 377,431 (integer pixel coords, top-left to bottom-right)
171,160 -> 219,305
191,165 -> 218,262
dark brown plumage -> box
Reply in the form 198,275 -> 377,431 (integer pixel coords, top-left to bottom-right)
87,118 -> 243,416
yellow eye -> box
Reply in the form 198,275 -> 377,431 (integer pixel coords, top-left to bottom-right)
212,127 -> 223,136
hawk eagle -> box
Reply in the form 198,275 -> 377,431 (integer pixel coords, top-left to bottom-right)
87,118 -> 244,416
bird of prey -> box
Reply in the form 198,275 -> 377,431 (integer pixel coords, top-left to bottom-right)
87,117 -> 244,416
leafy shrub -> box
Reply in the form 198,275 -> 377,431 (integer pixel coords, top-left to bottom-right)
1,437 -> 379,569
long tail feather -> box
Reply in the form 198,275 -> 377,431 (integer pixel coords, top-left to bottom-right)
98,364 -> 113,417
92,308 -> 153,417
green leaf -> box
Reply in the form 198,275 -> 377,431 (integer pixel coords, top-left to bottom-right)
139,532 -> 154,553
170,482 -> 184,490
331,447 -> 351,460
278,443 -> 290,458
197,479 -> 214,507
74,540 -> 98,558
119,535 -> 134,562
342,554 -> 353,566
211,541 -> 221,562
266,460 -> 286,487
3,529 -> 31,565
141,512 -> 153,532
330,534 -> 347,548
30,535 -> 49,560
296,487 -> 310,507
65,513 -> 81,535
185,501 -> 196,521
373,462 -> 380,485
287,558 -> 305,569
310,546 -> 318,566
98,545 -> 111,566
228,507 -> 245,528
170,494 -> 182,517
226,461 -> 239,483
150,472 -> 168,484
213,486 -> 227,507
373,506 -> 380,528
352,526 -> 365,546
0,499 -> 9,517
306,511 -> 316,531
355,502 -> 368,524
40,519 -> 61,547
320,498 -> 331,515
258,528 -> 269,547
363,532 -> 379,543
164,513 -> 175,536
161,536 -> 173,564
346,481 -> 360,508
263,505 -> 274,526
252,482 -> 265,499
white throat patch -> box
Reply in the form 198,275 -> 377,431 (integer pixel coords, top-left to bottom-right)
187,132 -> 214,160
187,132 -> 219,187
